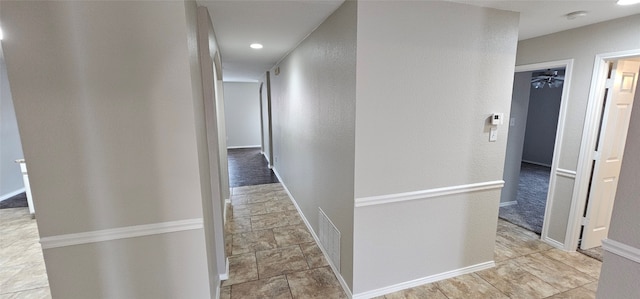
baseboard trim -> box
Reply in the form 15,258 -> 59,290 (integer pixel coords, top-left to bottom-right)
353,261 -> 495,299
602,238 -> 640,264
219,257 -> 230,280
227,145 -> 261,149
272,168 -> 353,298
499,200 -> 518,207
0,188 -> 26,202
40,218 -> 204,249
556,168 -> 577,179
521,160 -> 552,168
355,180 -> 504,208
542,235 -> 566,250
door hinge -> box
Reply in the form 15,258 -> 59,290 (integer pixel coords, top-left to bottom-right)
593,151 -> 601,161
581,217 -> 589,226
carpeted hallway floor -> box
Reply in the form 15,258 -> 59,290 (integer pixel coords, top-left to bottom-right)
499,162 -> 550,235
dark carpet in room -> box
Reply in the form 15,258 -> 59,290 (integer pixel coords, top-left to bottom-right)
499,162 -> 550,235
0,192 -> 28,209
227,148 -> 279,187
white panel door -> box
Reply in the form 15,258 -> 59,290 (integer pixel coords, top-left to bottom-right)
581,60 -> 640,250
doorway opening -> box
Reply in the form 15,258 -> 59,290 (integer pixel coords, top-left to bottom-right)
224,72 -> 278,189
500,67 -> 566,235
569,54 -> 640,260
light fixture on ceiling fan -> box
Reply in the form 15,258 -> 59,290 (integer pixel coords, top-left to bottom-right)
531,69 -> 564,89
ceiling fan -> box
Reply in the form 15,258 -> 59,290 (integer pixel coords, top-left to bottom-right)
531,69 -> 564,89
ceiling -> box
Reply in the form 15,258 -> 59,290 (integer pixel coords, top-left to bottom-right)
198,0 -> 640,82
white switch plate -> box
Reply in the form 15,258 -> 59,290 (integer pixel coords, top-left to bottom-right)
510,117 -> 516,127
490,127 -> 498,142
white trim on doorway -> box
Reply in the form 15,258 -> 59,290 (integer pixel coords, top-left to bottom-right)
566,49 -> 640,252
514,59 -> 574,250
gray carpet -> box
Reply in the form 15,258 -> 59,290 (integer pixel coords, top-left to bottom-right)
499,162 -> 550,235
0,192 -> 28,209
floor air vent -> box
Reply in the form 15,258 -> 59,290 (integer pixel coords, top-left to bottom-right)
318,208 -> 341,271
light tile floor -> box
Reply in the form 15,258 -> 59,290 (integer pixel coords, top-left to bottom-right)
222,183 -> 347,299
377,217 -> 601,299
224,183 -> 601,299
0,183 -> 601,299
0,208 -> 50,298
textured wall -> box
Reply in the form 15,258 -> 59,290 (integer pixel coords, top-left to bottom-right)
1,1 -> 213,297
353,1 -> 518,294
501,72 -> 532,203
0,57 -> 25,198
269,1 -> 357,290
522,82 -> 563,166
224,82 -> 261,148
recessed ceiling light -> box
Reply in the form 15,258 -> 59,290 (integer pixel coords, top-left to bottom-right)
250,43 -> 263,49
617,0 -> 640,5
565,11 -> 588,20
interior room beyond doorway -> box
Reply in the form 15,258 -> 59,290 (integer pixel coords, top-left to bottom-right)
500,68 -> 564,236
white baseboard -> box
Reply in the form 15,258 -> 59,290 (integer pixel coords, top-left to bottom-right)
219,257 -> 230,280
521,160 -> 552,168
499,200 -> 518,207
0,188 -> 26,202
227,145 -> 261,149
353,261 -> 495,299
262,152 -> 270,164
603,238 -> 640,264
542,235 -> 566,251
272,168 -> 353,298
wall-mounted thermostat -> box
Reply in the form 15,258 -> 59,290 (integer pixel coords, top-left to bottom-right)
491,113 -> 504,125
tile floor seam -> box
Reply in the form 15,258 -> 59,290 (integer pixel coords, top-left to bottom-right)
434,284 -> 452,299
540,251 -> 601,280
284,274 -> 295,299
474,271 -> 512,298
0,285 -> 49,296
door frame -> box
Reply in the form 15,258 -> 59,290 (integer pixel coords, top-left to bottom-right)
566,49 -> 640,251
513,59 -> 574,248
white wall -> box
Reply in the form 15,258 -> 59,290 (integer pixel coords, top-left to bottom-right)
597,76 -> 640,299
223,82 -> 261,148
501,72 -> 532,204
1,1 -> 215,297
353,1 -> 518,295
522,80 -> 563,166
0,51 -> 25,199
269,0 -> 356,290
516,14 -> 640,245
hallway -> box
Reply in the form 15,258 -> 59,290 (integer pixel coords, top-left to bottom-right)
222,183 -> 347,298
